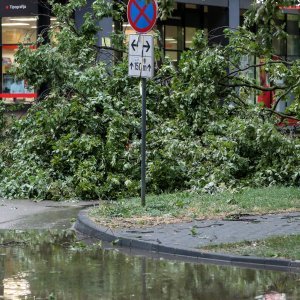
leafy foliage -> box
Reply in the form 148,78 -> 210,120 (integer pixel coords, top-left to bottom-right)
0,0 -> 300,200
0,102 -> 5,137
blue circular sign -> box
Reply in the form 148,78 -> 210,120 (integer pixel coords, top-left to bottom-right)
127,0 -> 158,33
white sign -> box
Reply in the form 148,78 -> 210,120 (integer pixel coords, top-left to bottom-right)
8,5 -> 27,10
128,34 -> 154,78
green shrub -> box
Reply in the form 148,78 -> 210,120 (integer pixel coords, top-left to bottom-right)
1,0 -> 300,200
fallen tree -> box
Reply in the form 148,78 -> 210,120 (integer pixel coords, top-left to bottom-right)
0,0 -> 300,200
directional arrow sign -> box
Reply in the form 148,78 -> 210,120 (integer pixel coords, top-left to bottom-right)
131,39 -> 139,52
143,41 -> 150,52
128,34 -> 154,78
129,34 -> 153,57
131,39 -> 150,52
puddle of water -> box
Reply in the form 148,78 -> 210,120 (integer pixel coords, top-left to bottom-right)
0,230 -> 299,300
13,208 -> 81,229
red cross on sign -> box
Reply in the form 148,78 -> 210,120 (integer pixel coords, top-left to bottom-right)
127,0 -> 158,34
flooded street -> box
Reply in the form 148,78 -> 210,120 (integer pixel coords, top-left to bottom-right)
0,203 -> 299,299
0,230 -> 299,300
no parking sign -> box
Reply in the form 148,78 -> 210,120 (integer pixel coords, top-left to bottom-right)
127,0 -> 158,33
127,0 -> 158,207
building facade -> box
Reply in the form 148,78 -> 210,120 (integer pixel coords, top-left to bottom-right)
75,0 -> 252,64
0,0 -> 66,104
1,0 -> 300,104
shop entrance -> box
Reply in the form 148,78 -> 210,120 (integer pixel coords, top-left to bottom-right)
0,0 -> 38,104
1,16 -> 37,103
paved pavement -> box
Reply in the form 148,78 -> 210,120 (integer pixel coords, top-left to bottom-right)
111,212 -> 300,248
75,210 -> 300,271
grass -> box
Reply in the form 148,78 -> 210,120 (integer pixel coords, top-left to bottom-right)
89,186 -> 300,227
200,235 -> 300,260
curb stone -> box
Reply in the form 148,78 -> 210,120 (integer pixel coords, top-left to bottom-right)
74,210 -> 300,273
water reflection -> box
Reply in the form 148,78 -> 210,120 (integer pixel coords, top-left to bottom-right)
3,272 -> 31,300
0,230 -> 299,300
255,292 -> 286,300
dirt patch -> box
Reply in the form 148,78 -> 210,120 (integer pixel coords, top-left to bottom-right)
90,215 -> 194,228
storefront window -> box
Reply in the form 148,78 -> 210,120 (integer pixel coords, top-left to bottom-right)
164,25 -> 183,64
286,14 -> 300,59
1,16 -> 37,103
165,26 -> 181,50
161,3 -> 204,64
49,17 -> 60,43
2,17 -> 36,44
273,38 -> 286,56
185,27 -> 196,49
165,51 -> 178,62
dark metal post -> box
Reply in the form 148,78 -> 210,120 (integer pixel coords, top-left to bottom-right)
141,78 -> 147,206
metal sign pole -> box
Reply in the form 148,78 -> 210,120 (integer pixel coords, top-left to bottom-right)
141,77 -> 147,206
127,0 -> 157,207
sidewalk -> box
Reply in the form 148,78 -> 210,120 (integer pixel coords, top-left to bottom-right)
75,210 -> 300,272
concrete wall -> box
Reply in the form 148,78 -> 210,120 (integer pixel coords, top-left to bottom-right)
229,0 -> 240,29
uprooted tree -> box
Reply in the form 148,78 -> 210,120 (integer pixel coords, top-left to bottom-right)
0,0 -> 300,200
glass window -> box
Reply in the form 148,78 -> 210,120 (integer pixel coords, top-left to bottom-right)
240,55 -> 256,104
185,4 -> 197,9
163,3 -> 203,62
185,27 -> 196,49
287,35 -> 300,57
165,26 -> 183,50
164,25 -> 183,64
273,38 -> 286,56
184,7 -> 201,28
286,14 -> 300,58
2,17 -> 37,44
165,50 -> 180,66
1,17 -> 37,103
49,17 -> 60,43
